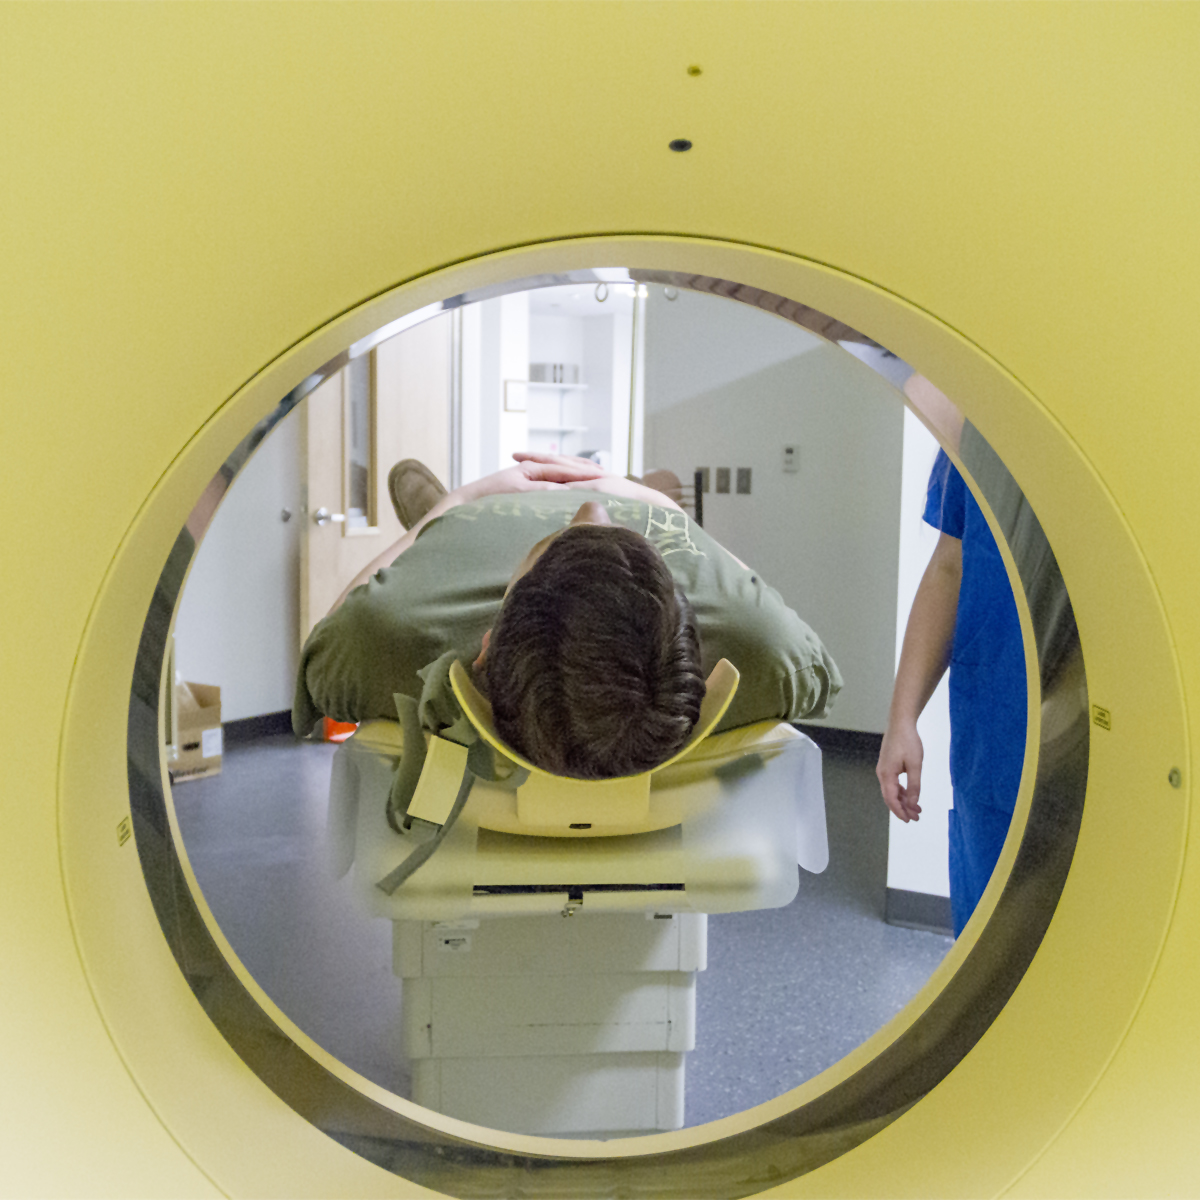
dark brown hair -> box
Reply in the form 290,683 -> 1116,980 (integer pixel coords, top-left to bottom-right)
484,524 -> 705,778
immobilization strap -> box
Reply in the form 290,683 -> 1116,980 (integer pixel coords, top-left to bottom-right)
406,736 -> 472,828
376,759 -> 474,896
378,692 -> 475,895
385,692 -> 427,835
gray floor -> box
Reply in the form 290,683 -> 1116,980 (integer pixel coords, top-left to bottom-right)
173,731 -> 951,1130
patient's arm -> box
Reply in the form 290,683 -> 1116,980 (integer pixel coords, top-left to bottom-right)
513,452 -> 687,514
568,473 -> 687,514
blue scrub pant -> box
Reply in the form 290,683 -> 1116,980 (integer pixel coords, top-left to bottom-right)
948,801 -> 1015,937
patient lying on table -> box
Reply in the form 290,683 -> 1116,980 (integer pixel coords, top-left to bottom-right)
293,453 -> 841,777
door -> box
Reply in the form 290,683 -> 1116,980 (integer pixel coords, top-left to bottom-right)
300,312 -> 453,642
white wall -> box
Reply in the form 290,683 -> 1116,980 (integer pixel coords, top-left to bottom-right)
472,297 -> 504,481
886,409 -> 952,897
628,291 -> 646,477
456,302 -> 483,488
460,293 -> 532,484
173,408 -> 302,722
644,289 -> 810,409
608,308 -> 633,477
529,312 -> 584,367
643,288 -> 904,734
497,292 -> 529,467
580,314 -> 614,460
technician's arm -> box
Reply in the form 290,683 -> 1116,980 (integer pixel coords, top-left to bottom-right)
876,531 -> 962,822
325,456 -> 607,615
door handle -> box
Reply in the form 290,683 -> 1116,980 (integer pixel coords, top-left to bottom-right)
313,507 -> 346,526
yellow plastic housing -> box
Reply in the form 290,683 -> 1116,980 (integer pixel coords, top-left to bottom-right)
2,3 -> 1198,1197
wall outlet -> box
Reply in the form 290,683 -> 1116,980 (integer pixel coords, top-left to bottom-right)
783,445 -> 799,473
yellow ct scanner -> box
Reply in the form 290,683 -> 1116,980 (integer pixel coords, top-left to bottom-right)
3,3 -> 1198,1195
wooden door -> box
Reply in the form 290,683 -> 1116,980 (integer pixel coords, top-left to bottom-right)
300,312 -> 453,642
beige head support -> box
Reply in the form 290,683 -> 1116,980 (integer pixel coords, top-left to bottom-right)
449,658 -> 740,830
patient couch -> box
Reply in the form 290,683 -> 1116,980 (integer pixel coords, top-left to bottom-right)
326,660 -> 828,1136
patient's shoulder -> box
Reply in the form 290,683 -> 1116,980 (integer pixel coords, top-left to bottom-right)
673,539 -> 842,726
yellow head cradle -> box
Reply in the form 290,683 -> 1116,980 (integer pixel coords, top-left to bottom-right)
449,658 -> 739,830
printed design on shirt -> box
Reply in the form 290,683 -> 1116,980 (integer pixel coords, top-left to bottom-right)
642,505 -> 706,559
442,497 -> 705,559
597,498 -> 647,527
445,498 -> 567,523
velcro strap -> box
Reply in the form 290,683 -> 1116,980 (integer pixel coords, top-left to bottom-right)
405,737 -> 470,829
376,758 -> 475,896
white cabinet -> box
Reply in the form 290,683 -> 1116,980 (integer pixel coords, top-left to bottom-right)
525,286 -> 640,473
525,380 -> 590,455
456,283 -> 643,486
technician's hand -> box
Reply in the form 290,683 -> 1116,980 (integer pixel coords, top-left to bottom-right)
876,717 -> 924,822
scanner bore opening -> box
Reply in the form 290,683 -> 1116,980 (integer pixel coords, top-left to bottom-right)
127,266 -> 1088,1192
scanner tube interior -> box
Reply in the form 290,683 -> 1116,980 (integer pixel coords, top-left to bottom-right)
164,273 -> 955,1137
124,265 -> 1085,1191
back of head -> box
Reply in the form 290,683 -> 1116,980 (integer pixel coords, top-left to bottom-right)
484,524 -> 706,778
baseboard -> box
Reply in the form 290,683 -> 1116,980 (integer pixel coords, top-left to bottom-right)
794,723 -> 884,760
885,887 -> 953,936
223,709 -> 294,743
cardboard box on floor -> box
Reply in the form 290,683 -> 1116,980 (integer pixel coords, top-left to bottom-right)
170,681 -> 222,783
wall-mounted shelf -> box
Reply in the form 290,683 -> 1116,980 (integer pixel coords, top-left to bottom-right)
504,378 -> 588,412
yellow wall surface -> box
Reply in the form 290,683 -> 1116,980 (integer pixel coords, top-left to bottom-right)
2,3 -> 1198,1196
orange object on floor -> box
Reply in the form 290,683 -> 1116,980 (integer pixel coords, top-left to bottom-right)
322,717 -> 358,743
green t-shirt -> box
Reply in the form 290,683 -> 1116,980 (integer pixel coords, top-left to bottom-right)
292,491 -> 842,740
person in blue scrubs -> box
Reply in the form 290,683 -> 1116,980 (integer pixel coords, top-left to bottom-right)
877,442 -> 1026,937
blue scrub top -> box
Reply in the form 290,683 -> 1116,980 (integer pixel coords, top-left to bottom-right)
924,450 -> 1026,815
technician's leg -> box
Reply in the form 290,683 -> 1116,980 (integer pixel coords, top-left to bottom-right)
948,801 -> 1016,938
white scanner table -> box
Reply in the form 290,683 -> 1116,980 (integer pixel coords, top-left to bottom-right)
328,707 -> 827,1137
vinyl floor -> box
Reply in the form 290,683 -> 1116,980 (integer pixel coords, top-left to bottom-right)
173,731 -> 952,1131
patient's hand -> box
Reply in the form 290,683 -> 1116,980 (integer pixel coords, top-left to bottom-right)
511,452 -> 687,513
512,451 -> 607,474
464,456 -> 608,501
